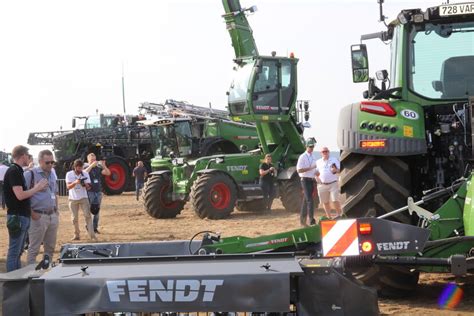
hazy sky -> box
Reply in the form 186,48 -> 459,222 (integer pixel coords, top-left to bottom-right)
0,0 -> 442,155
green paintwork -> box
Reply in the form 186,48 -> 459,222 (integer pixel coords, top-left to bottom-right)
150,118 -> 259,172
203,225 -> 321,254
172,152 -> 264,195
463,179 -> 474,236
221,0 -> 259,58
358,100 -> 425,139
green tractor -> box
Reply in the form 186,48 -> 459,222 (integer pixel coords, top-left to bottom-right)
143,0 -> 314,220
338,1 -> 474,295
141,100 -> 259,174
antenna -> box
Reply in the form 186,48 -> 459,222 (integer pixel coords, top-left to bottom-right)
121,62 -> 126,115
378,0 -> 386,24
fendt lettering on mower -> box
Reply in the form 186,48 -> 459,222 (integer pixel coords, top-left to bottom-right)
338,0 -> 474,296
142,0 -> 315,220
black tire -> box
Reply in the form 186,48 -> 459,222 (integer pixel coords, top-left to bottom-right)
340,151 -> 411,222
103,157 -> 130,195
190,172 -> 237,219
340,151 -> 418,297
279,174 -> 319,213
142,174 -> 185,219
236,199 -> 267,212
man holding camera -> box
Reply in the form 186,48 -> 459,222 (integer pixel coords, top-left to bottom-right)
84,153 -> 111,234
316,147 -> 342,218
66,159 -> 96,241
259,154 -> 275,211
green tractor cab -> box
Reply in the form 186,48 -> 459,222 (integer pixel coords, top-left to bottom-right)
338,0 -> 474,296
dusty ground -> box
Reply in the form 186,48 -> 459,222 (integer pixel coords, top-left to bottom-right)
0,193 -> 473,315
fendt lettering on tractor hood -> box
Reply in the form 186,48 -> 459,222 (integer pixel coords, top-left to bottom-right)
107,279 -> 224,303
321,218 -> 430,257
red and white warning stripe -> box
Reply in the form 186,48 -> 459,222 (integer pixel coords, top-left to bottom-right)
321,219 -> 359,257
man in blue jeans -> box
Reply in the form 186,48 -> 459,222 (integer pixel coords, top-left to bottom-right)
84,153 -> 111,234
133,161 -> 148,201
2,145 -> 48,271
296,139 -> 318,227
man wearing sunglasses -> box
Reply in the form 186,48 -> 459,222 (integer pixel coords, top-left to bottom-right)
24,149 -> 59,265
315,147 -> 342,218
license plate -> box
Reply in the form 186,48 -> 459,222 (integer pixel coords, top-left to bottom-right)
440,3 -> 474,16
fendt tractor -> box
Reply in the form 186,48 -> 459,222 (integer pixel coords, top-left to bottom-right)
28,99 -> 258,195
338,0 -> 474,295
140,100 -> 259,172
143,0 -> 314,220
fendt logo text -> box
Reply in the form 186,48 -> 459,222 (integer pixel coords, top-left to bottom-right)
376,241 -> 410,251
107,279 -> 224,303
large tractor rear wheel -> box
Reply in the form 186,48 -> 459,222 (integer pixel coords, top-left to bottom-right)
103,157 -> 130,195
142,174 -> 185,219
236,199 -> 268,212
279,174 -> 319,213
191,172 -> 237,219
340,151 -> 418,297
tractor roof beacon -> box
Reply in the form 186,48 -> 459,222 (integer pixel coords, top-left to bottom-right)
337,0 -> 474,297
142,0 -> 313,220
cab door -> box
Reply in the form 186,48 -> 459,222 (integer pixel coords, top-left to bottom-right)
252,58 -> 296,115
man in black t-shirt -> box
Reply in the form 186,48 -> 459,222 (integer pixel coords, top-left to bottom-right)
3,145 -> 48,272
259,154 -> 276,211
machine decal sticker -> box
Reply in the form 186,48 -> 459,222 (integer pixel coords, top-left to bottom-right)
321,219 -> 359,257
401,109 -> 419,120
403,125 -> 414,137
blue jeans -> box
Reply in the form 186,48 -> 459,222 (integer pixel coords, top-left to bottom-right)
87,191 -> 102,231
300,178 -> 315,225
6,215 -> 30,272
136,181 -> 144,200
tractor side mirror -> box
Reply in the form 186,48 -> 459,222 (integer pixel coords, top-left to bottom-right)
376,70 -> 388,81
351,44 -> 369,83
72,118 -> 76,128
432,80 -> 443,92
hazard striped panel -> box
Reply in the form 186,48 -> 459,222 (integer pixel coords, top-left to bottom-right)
321,219 -> 359,257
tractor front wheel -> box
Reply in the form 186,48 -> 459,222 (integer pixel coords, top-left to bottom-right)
191,172 -> 237,219
142,174 -> 185,219
340,151 -> 418,297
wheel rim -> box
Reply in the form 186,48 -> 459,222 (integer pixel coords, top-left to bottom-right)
160,184 -> 180,209
209,183 -> 231,209
105,163 -> 126,191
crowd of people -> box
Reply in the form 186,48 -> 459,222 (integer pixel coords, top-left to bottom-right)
0,145 -> 147,272
1,140 -> 341,272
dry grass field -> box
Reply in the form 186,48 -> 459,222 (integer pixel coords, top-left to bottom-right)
0,193 -> 473,315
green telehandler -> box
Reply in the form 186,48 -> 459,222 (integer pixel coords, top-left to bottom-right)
337,0 -> 474,295
142,0 -> 315,220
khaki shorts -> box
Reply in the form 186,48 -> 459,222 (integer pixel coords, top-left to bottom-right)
317,181 -> 340,203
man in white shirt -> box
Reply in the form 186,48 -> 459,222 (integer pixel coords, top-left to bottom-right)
316,147 -> 342,218
66,159 -> 96,241
296,139 -> 318,226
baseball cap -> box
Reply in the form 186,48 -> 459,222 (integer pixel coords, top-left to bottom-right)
305,139 -> 316,147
